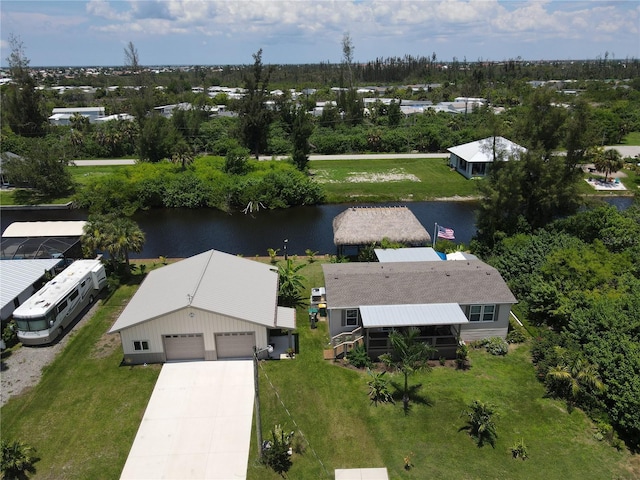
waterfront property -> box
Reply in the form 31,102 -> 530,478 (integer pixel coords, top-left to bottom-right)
1,220 -> 86,260
323,259 -> 517,359
448,136 -> 526,179
109,249 -> 296,364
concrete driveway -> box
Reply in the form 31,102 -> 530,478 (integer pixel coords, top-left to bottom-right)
120,361 -> 255,480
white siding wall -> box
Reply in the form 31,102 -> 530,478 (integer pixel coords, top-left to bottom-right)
327,308 -> 360,338
117,307 -> 267,361
459,304 -> 510,342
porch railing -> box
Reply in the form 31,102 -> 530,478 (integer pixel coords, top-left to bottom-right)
328,327 -> 364,359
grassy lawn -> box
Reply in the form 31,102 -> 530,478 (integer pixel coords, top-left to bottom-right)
310,157 -> 480,203
247,260 -> 635,479
0,269 -> 162,480
1,258 -> 636,479
620,132 -> 640,146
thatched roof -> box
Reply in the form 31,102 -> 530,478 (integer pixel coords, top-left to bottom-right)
332,206 -> 430,247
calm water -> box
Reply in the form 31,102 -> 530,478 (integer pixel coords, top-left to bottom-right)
1,197 -> 633,259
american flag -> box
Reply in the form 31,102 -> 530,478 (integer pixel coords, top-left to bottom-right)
437,225 -> 455,240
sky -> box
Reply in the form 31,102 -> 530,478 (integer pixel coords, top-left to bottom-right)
1,0 -> 638,68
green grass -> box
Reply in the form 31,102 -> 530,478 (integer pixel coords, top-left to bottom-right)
620,132 -> 640,146
1,259 -> 636,479
247,260 -> 636,479
0,276 -> 161,480
310,157 -> 480,203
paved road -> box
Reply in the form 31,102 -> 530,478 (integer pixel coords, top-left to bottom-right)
73,153 -> 446,166
72,146 -> 639,166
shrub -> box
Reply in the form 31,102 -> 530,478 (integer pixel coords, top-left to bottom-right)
2,321 -> 18,349
456,343 -> 470,370
347,344 -> 372,369
460,400 -> 498,447
1,439 -> 38,478
484,337 -> 509,356
261,425 -> 294,476
506,329 -> 527,344
510,439 -> 529,460
367,370 -> 394,406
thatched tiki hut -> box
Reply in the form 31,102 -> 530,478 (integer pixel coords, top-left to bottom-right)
332,206 -> 431,256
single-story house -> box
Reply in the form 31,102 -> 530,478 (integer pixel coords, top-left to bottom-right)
333,207 -> 431,257
49,107 -> 105,125
109,249 -> 296,365
447,136 -> 526,179
322,259 -> 517,359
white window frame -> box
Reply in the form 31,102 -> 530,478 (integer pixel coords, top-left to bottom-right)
469,305 -> 496,322
344,309 -> 359,327
133,340 -> 150,351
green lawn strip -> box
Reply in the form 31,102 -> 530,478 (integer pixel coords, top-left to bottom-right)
69,164 -> 126,187
620,132 -> 640,146
0,282 -> 160,480
311,157 -> 480,202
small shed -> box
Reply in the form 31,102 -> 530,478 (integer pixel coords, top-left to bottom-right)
332,207 -> 430,256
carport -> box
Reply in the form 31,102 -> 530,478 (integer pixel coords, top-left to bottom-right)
120,361 -> 255,480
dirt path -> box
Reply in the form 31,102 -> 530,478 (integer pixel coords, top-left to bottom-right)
0,301 -> 101,408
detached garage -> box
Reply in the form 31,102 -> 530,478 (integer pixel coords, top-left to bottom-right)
109,250 -> 296,364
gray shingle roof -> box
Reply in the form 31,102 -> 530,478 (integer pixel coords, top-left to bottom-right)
322,260 -> 517,308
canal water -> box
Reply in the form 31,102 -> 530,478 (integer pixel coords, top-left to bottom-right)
1,197 -> 632,259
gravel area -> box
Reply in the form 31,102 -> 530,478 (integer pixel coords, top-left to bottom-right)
0,301 -> 101,408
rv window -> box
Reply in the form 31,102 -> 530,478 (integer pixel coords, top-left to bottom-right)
70,290 -> 79,301
57,300 -> 68,314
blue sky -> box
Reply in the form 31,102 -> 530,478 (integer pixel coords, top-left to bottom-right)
1,0 -> 638,67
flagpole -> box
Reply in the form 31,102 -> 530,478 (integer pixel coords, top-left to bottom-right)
433,222 -> 437,248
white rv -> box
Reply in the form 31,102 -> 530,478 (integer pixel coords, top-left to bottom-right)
13,259 -> 107,345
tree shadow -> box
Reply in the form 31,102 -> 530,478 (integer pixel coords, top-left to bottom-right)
389,381 -> 434,415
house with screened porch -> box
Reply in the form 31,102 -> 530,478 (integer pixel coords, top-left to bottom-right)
322,258 -> 517,360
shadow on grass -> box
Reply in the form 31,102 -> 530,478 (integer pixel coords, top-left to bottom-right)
389,381 -> 434,415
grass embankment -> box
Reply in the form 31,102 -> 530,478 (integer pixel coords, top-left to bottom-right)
310,156 -> 480,203
0,259 -> 637,479
620,132 -> 640,146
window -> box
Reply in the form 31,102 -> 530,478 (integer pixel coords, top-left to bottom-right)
133,340 -> 149,351
344,309 -> 359,327
69,290 -> 79,301
469,305 -> 496,322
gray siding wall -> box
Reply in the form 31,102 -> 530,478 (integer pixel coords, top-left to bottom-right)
116,307 -> 267,364
327,308 -> 360,338
459,304 -> 510,342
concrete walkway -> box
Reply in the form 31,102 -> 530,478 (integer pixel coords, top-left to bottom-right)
120,361 -> 255,480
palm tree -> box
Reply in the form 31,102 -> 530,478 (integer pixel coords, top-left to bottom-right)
546,356 -> 605,410
380,326 -> 435,411
171,140 -> 194,170
367,370 -> 394,406
593,148 -> 624,183
82,214 -> 145,276
1,439 -> 37,479
460,400 -> 498,447
277,258 -> 307,307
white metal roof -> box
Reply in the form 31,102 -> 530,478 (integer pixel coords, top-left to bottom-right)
0,259 -> 64,309
2,221 -> 87,238
375,247 -> 443,262
276,306 -> 296,329
446,251 -> 478,261
12,259 -> 103,319
447,136 -> 526,163
360,303 -> 469,328
109,250 -> 282,333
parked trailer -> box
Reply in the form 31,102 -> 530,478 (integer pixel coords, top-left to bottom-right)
13,259 -> 107,345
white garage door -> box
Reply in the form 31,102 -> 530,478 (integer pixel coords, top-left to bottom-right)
164,334 -> 205,361
215,332 -> 255,359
